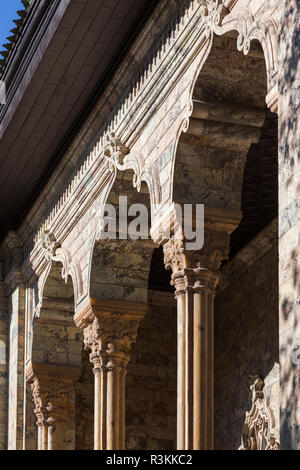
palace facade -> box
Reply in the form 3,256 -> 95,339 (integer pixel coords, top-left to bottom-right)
0,0 -> 299,450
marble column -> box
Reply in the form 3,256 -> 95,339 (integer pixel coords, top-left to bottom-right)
75,298 -> 147,450
163,208 -> 240,450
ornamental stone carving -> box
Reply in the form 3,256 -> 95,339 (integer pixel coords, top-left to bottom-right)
239,375 -> 280,450
41,231 -> 60,261
198,0 -> 278,107
40,230 -> 83,304
162,206 -> 241,294
199,0 -> 229,37
163,232 -> 229,294
103,132 -> 161,205
27,363 -> 81,429
75,298 -> 148,371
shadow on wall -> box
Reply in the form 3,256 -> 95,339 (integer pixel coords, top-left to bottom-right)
214,240 -> 279,449
278,0 -> 300,450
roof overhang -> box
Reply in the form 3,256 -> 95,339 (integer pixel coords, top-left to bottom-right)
0,0 -> 160,241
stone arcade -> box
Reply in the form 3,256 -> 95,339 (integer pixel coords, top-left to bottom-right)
0,0 -> 299,450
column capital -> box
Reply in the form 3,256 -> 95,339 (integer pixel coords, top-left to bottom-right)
75,298 -> 148,371
26,363 -> 80,426
163,206 -> 241,293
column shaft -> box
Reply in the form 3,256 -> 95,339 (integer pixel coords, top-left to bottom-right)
177,293 -> 186,450
119,369 -> 126,450
185,290 -> 194,450
94,371 -> 102,450
106,365 -> 121,450
78,299 -> 147,451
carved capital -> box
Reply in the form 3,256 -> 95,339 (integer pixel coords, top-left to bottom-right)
27,363 -> 80,427
29,377 -> 72,426
76,298 -> 147,373
163,230 -> 229,293
30,376 -> 50,427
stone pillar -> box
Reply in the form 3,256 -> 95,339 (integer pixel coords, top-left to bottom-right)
74,298 -> 147,450
3,232 -> 25,450
27,363 -> 80,450
162,207 -> 240,450
278,0 -> 300,450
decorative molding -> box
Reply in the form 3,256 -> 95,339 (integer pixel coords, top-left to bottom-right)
199,0 -> 229,38
104,132 -> 162,207
75,298 -> 148,373
40,230 -> 84,304
27,362 -> 81,427
239,375 -> 280,450
200,0 -> 278,99
266,85 -> 278,114
161,205 -> 242,293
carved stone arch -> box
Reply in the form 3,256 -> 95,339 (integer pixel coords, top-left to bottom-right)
28,241 -> 85,450
152,1 -> 279,243
40,230 -> 84,307
103,132 -> 162,217
168,32 -> 214,209
171,31 -> 268,213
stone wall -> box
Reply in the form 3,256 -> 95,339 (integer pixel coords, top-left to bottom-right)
214,223 -> 279,450
126,290 -> 177,450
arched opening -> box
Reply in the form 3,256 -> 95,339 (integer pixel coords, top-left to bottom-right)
30,262 -> 91,450
172,31 -> 279,449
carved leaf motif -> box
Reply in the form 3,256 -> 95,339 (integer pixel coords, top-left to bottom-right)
30,376 -> 73,426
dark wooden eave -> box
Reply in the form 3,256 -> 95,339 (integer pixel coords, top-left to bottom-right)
0,0 -> 160,241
